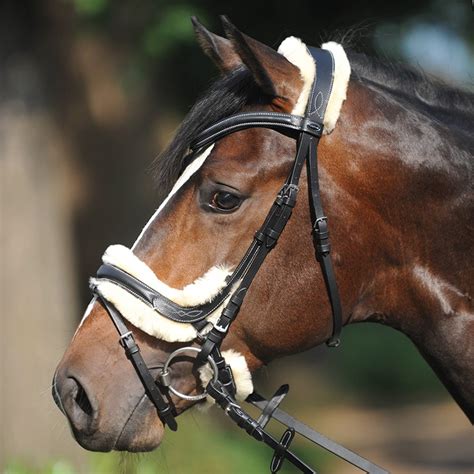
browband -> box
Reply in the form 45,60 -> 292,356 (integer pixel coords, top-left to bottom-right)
190,112 -> 323,151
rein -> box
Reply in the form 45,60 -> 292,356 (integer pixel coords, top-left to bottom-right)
91,47 -> 388,473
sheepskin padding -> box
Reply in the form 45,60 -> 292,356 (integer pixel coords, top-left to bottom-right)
321,41 -> 351,133
198,349 -> 254,406
278,37 -> 350,133
278,36 -> 316,116
103,245 -> 232,306
92,244 -> 233,342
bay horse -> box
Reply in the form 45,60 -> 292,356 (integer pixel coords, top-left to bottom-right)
53,16 -> 473,472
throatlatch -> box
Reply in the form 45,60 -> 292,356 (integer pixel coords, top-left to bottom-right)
90,45 -> 388,473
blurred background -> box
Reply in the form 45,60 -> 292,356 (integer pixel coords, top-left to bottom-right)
0,0 -> 472,473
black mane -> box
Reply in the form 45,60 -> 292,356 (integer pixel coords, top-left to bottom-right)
153,67 -> 264,195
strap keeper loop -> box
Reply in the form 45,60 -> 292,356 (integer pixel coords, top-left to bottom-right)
254,230 -> 265,243
312,216 -> 328,236
316,242 -> 331,256
301,117 -> 323,137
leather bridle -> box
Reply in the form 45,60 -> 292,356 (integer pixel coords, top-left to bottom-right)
91,47 -> 388,473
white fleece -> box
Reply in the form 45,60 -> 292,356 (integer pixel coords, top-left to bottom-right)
198,349 -> 254,406
278,37 -> 351,133
91,244 -> 232,342
278,36 -> 316,116
321,41 -> 351,133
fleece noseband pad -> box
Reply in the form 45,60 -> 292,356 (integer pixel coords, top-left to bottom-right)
91,244 -> 232,342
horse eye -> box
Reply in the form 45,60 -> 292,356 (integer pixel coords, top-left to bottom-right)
210,191 -> 242,212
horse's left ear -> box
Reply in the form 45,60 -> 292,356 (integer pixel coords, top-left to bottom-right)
191,16 -> 243,73
221,16 -> 304,112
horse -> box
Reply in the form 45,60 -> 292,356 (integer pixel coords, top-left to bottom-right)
53,16 -> 473,471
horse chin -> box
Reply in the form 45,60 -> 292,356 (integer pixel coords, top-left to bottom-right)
71,397 -> 165,453
113,398 -> 165,452
114,420 -> 164,453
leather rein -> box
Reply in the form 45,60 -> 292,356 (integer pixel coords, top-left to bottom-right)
91,47 -> 388,473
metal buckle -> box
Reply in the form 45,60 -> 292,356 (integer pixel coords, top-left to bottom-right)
214,321 -> 229,333
277,184 -> 299,207
195,322 -> 213,343
326,337 -> 340,348
161,346 -> 219,401
119,331 -> 133,346
313,216 -> 327,229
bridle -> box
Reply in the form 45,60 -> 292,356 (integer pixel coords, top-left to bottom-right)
91,47 -> 388,473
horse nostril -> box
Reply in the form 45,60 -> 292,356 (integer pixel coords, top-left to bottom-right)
59,375 -> 99,435
74,378 -> 94,418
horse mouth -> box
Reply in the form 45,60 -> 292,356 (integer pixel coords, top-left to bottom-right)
113,394 -> 165,452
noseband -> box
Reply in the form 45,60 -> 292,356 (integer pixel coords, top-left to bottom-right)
91,47 -> 387,473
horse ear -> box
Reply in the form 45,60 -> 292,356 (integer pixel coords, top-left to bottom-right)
220,16 -> 303,111
191,16 -> 242,73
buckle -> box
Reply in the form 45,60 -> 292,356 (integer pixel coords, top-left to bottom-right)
277,184 -> 299,208
326,337 -> 341,348
313,216 -> 327,232
119,331 -> 140,356
119,331 -> 133,347
214,320 -> 229,333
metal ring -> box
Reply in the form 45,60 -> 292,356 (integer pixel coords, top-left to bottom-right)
161,346 -> 218,401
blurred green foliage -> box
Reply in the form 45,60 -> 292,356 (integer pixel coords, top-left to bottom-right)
142,6 -> 201,58
5,460 -> 75,474
73,0 -> 108,17
324,324 -> 447,404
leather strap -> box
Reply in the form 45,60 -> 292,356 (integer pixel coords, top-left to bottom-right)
305,48 -> 342,346
191,111 -> 322,151
195,47 -> 343,358
96,264 -> 234,324
306,48 -> 335,123
256,384 -> 289,428
206,380 -> 315,473
97,296 -> 178,431
247,391 -> 388,474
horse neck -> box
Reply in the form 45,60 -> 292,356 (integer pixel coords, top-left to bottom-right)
322,80 -> 474,421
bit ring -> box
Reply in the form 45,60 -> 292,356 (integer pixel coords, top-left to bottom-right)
161,346 -> 218,401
